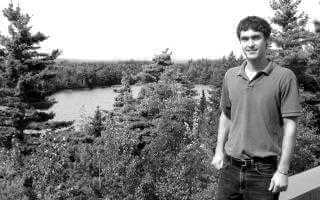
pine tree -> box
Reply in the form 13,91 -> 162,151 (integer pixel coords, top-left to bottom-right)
152,48 -> 173,66
199,90 -> 207,114
89,106 -> 103,137
269,0 -> 317,91
0,3 -> 60,145
136,49 -> 172,83
0,4 -> 60,98
209,52 -> 242,89
113,71 -> 134,110
224,52 -> 239,69
206,86 -> 220,140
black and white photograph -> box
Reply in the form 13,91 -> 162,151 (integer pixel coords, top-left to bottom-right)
0,0 -> 319,199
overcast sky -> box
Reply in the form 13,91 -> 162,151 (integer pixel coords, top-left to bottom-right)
0,0 -> 319,61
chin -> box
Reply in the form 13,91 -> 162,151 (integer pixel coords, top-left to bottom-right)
245,55 -> 259,61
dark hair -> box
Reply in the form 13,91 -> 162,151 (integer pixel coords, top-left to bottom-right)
236,16 -> 271,39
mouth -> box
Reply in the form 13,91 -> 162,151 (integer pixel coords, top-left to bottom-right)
246,50 -> 257,54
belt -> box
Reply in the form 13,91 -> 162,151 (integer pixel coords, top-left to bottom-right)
225,154 -> 277,168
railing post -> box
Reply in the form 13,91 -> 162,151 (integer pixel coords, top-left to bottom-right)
279,166 -> 320,200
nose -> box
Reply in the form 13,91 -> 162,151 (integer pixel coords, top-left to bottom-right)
248,39 -> 255,47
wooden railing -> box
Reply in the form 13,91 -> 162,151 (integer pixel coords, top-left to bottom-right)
279,166 -> 320,200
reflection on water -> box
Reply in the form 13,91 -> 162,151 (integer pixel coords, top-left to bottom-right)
45,84 -> 212,123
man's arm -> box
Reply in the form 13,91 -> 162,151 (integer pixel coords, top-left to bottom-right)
278,117 -> 297,173
211,112 -> 231,170
269,117 -> 297,193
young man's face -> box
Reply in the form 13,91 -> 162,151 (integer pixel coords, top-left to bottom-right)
239,29 -> 268,62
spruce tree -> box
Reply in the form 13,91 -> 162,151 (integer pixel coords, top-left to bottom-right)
136,48 -> 172,83
0,3 -> 60,100
269,0 -> 317,91
199,90 -> 207,114
113,71 -> 134,111
89,106 -> 103,137
0,3 -> 60,145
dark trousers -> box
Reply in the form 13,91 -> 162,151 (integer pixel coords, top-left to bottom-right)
216,156 -> 280,200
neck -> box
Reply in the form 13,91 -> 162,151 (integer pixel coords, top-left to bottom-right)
246,57 -> 269,72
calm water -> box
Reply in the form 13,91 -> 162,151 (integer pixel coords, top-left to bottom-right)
45,84 -> 211,123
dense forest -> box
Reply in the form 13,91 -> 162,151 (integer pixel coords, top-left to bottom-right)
42,60 -> 148,94
42,52 -> 241,95
0,0 -> 320,199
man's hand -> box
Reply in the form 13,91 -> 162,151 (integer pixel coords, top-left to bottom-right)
268,171 -> 288,193
269,117 -> 296,193
211,152 -> 225,170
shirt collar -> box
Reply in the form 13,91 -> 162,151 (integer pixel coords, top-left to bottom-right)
237,60 -> 275,77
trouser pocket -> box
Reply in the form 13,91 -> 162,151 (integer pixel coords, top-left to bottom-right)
254,163 -> 276,177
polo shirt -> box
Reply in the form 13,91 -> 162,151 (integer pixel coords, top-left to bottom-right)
220,61 -> 301,159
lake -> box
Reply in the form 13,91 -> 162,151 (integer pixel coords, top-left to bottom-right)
44,84 -> 212,124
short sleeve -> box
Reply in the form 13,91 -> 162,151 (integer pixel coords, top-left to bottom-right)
220,72 -> 231,119
280,70 -> 301,118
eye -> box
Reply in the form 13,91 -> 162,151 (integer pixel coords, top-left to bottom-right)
240,36 -> 249,41
252,35 -> 262,40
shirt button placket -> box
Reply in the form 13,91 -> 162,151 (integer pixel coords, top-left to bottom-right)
248,80 -> 254,89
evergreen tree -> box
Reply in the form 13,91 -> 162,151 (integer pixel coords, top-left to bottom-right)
206,86 -> 220,146
195,90 -> 208,144
269,0 -> 317,91
209,52 -> 242,88
136,49 -> 172,83
89,106 -> 103,137
0,3 -> 60,138
160,64 -> 197,98
152,48 -> 173,66
0,4 -> 60,97
199,90 -> 207,114
224,51 -> 238,69
113,71 -> 134,112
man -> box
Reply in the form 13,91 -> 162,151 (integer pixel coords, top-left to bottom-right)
212,16 -> 301,200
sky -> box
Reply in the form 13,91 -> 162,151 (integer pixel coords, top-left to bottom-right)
0,0 -> 319,61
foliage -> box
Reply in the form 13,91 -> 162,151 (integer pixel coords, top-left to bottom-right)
41,60 -> 146,94
135,49 -> 173,84
0,3 -> 63,199
0,3 -> 61,148
269,0 -> 318,92
177,52 -> 243,86
292,106 -> 320,173
3,48 -> 224,199
1,1 -> 320,199
88,106 -> 104,137
269,0 -> 320,173
0,4 -> 60,99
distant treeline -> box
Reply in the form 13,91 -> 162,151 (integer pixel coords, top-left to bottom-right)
45,53 -> 242,95
179,53 -> 244,85
42,60 -> 150,95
